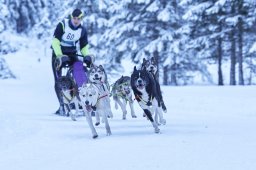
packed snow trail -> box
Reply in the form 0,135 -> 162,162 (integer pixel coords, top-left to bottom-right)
1,47 -> 256,170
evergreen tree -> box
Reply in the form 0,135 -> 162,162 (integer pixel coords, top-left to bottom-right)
1,0 -> 256,84
0,58 -> 16,79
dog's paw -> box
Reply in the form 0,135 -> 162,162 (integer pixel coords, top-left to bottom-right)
161,103 -> 167,113
160,119 -> 166,125
152,122 -> 160,133
71,117 -> 77,121
122,112 -> 127,120
107,114 -> 113,118
106,131 -> 112,136
132,115 -> 137,118
92,134 -> 98,139
70,110 -> 77,121
154,127 -> 160,133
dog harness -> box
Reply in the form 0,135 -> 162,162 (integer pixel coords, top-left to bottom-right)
134,94 -> 153,106
94,83 -> 109,103
61,88 -> 76,102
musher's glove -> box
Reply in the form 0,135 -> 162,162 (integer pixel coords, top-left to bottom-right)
83,55 -> 92,68
55,55 -> 69,70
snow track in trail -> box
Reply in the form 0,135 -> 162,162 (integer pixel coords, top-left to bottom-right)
1,42 -> 256,170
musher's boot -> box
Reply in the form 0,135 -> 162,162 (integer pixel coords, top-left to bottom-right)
55,105 -> 65,116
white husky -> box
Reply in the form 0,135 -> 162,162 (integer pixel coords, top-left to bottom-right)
78,83 -> 112,138
88,65 -> 113,125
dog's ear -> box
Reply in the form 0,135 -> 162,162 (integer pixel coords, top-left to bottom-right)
89,63 -> 96,70
142,67 -> 147,71
133,66 -> 137,71
81,83 -> 86,89
91,88 -> 96,95
143,58 -> 146,64
142,66 -> 147,72
151,57 -> 156,64
99,65 -> 105,71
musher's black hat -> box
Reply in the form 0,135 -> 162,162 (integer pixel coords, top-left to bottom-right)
71,9 -> 84,18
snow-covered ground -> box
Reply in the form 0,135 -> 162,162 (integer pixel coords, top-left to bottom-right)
1,42 -> 256,170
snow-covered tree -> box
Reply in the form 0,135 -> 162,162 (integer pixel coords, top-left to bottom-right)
0,58 -> 15,79
1,0 -> 256,85
242,0 -> 256,85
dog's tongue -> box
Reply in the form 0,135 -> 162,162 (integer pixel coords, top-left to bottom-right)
137,84 -> 144,89
86,105 -> 92,112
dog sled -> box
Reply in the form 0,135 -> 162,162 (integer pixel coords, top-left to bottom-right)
55,54 -> 89,119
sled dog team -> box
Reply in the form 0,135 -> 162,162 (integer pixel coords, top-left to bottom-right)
58,57 -> 167,139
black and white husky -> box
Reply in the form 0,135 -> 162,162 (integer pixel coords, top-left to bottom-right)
142,57 -> 167,125
88,64 -> 113,126
142,57 -> 167,113
131,66 -> 161,133
56,76 -> 80,120
111,76 -> 137,120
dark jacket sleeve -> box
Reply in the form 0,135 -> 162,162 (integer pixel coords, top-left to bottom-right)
79,26 -> 88,49
53,22 -> 64,41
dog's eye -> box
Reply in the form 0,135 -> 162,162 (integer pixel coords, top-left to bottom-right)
89,94 -> 92,97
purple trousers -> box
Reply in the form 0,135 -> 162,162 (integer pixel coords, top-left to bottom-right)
73,61 -> 87,87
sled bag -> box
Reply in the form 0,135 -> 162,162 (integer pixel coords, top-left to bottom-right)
73,61 -> 87,87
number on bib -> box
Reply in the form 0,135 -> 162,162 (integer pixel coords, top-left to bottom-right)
67,33 -> 74,40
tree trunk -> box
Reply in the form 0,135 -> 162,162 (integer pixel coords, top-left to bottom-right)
153,50 -> 160,82
217,21 -> 223,86
237,18 -> 244,85
163,66 -> 169,85
230,2 -> 236,85
170,63 -> 177,85
230,28 -> 236,85
237,1 -> 244,85
217,37 -> 223,86
248,56 -> 253,85
169,53 -> 177,85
